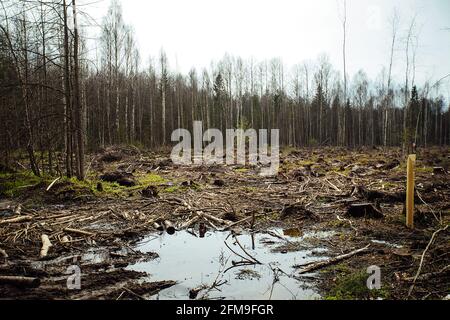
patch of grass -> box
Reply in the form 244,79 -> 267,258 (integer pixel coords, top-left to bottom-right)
325,269 -> 390,300
138,173 -> 166,185
416,166 -> 434,173
297,159 -> 316,167
64,177 -> 131,197
235,168 -> 249,173
330,166 -> 350,176
162,181 -> 203,194
0,171 -> 50,197
326,219 -> 347,228
163,185 -> 180,193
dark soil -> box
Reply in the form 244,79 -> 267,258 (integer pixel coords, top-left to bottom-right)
1,146 -> 449,300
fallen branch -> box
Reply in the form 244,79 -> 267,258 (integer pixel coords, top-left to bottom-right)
233,235 -> 262,264
222,216 -> 252,231
223,240 -> 255,265
294,244 -> 371,274
162,220 -> 175,235
408,225 -> 449,297
0,276 -> 40,288
40,234 -> 52,259
179,216 -> 200,230
325,178 -> 342,192
0,248 -> 8,259
64,227 -> 95,237
199,212 -> 230,226
404,265 -> 450,282
0,215 -> 32,225
152,222 -> 164,231
46,177 -> 61,192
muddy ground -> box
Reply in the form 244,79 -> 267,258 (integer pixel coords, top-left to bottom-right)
0,146 -> 449,300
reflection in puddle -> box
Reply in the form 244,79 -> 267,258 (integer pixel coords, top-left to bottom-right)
128,229 -> 332,300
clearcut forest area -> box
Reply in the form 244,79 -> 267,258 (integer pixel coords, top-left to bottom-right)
0,0 -> 449,301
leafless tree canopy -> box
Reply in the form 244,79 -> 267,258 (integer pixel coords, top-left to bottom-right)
0,0 -> 449,178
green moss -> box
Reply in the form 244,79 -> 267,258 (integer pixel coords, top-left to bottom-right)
0,171 -> 50,197
163,186 -> 181,193
326,219 -> 347,228
297,160 -> 316,166
138,174 -> 166,185
416,166 -> 433,173
325,269 -> 390,300
162,181 -> 202,194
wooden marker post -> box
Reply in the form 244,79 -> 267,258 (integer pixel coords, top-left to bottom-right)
406,154 -> 416,228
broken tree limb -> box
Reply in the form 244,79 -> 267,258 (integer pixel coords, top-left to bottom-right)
199,212 -> 230,226
294,244 -> 371,274
222,216 -> 252,231
0,276 -> 41,288
325,178 -> 342,192
179,216 -> 200,230
0,248 -> 8,259
40,234 -> 52,259
46,177 -> 61,192
162,220 -> 175,235
408,224 -> 449,297
233,235 -> 262,264
0,215 -> 32,225
152,222 -> 164,231
64,227 -> 95,237
223,240 -> 255,265
404,265 -> 450,282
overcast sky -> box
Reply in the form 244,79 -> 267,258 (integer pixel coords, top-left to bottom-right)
82,0 -> 450,97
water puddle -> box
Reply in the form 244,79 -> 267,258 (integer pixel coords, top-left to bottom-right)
128,229 -> 332,300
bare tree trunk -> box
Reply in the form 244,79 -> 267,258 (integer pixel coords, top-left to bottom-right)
62,0 -> 73,177
72,0 -> 84,180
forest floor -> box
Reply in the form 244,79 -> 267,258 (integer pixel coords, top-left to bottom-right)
0,146 -> 449,300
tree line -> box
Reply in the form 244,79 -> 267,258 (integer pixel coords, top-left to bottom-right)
0,0 -> 449,180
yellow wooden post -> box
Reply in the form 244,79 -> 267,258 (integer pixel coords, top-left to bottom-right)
406,154 -> 416,228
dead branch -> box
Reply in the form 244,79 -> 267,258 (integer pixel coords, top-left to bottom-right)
64,227 -> 95,237
46,177 -> 61,192
404,265 -> 450,282
0,215 -> 32,225
222,216 -> 252,231
325,178 -> 342,192
233,235 -> 262,264
162,220 -> 175,235
179,216 -> 200,230
294,244 -> 371,274
223,240 -> 254,264
408,224 -> 449,297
